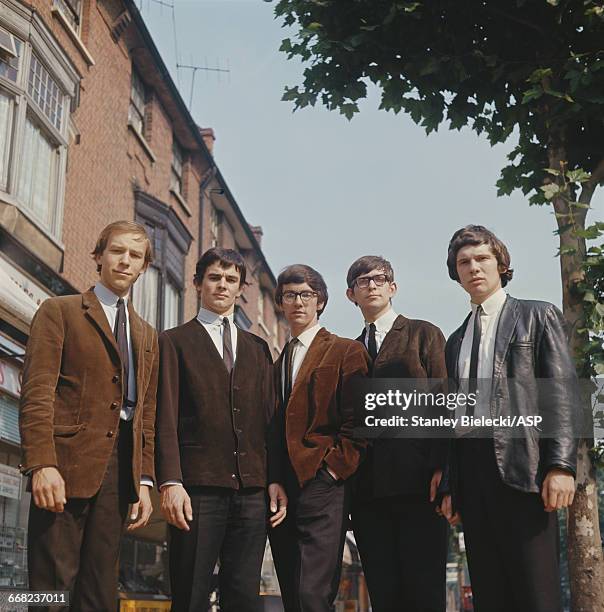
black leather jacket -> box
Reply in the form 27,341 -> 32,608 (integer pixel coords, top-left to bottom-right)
444,295 -> 579,497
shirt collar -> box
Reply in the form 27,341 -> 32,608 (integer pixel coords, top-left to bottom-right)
94,282 -> 127,308
471,288 -> 507,317
366,308 -> 398,334
197,306 -> 235,326
291,323 -> 322,349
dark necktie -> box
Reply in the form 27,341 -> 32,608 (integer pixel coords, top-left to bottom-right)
283,337 -> 298,405
367,323 -> 378,360
467,305 -> 483,416
114,298 -> 130,403
222,318 -> 234,373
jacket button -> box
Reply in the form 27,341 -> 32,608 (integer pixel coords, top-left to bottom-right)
112,375 -> 119,384
110,402 -> 119,410
107,430 -> 114,437
233,408 -> 240,413
231,474 -> 237,479
236,428 -> 242,434
233,451 -> 238,456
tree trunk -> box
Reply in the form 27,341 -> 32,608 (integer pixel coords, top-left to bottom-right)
549,145 -> 604,611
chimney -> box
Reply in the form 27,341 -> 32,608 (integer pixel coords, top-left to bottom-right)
249,225 -> 263,247
199,127 -> 215,155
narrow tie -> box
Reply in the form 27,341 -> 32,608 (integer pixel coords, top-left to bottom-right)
114,298 -> 130,403
283,337 -> 298,405
367,323 -> 378,361
467,305 -> 483,416
222,318 -> 234,373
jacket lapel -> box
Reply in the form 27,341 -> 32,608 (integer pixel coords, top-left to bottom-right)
492,295 -> 518,378
374,315 -> 408,367
82,289 -> 120,362
127,301 -> 145,389
288,328 -> 331,405
448,314 -> 471,383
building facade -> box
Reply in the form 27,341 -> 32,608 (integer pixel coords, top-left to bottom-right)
0,0 -> 286,599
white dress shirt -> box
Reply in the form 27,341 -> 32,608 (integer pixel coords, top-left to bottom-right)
94,283 -> 136,421
282,323 -> 322,399
196,306 -> 238,364
458,288 -> 508,380
364,308 -> 398,353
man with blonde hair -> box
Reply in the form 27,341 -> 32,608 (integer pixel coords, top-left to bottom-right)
20,220 -> 159,611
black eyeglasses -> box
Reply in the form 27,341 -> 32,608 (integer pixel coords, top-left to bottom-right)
281,291 -> 318,304
354,274 -> 389,289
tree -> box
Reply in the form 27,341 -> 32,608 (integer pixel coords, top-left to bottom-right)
271,0 -> 604,608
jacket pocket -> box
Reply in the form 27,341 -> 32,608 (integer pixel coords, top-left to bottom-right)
53,423 -> 86,437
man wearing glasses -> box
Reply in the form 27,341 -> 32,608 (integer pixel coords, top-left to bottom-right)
346,256 -> 449,612
269,264 -> 370,612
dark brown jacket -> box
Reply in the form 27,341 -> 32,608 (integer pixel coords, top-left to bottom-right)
155,318 -> 275,489
274,327 -> 370,487
19,290 -> 159,499
355,315 -> 447,500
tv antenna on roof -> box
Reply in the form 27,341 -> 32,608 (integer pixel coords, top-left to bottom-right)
177,59 -> 231,110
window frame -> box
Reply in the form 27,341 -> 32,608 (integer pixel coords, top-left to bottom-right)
128,67 -> 146,137
0,15 -> 74,242
133,191 -> 192,332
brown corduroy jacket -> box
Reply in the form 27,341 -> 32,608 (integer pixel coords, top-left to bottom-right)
274,327 -> 370,487
19,289 -> 159,500
155,319 -> 277,489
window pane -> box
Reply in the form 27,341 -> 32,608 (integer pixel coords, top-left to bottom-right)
131,70 -> 145,116
28,54 -> 63,131
0,37 -> 21,83
54,0 -> 82,31
163,281 -> 180,331
17,117 -> 56,228
132,266 -> 159,328
0,90 -> 14,188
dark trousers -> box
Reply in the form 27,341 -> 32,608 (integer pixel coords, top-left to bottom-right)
459,439 -> 562,612
351,496 -> 448,612
168,486 -> 267,612
28,419 -> 135,612
269,466 -> 349,612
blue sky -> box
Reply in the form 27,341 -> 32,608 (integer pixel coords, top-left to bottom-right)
139,0 -> 603,337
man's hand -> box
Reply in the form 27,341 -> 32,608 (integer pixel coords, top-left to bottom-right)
160,484 -> 193,530
268,483 -> 288,528
542,468 -> 575,512
31,467 -> 66,512
438,494 -> 461,527
127,485 -> 153,531
429,469 -> 443,503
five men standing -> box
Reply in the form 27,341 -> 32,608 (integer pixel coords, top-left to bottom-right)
18,221 -> 579,611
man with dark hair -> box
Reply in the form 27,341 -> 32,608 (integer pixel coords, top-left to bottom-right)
440,225 -> 578,612
20,221 -> 158,611
156,247 -> 287,612
270,264 -> 370,612
346,255 -> 448,612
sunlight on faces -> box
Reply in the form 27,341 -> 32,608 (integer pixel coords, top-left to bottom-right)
456,243 -> 505,304
346,268 -> 397,322
280,282 -> 324,336
196,263 -> 243,316
95,231 -> 149,297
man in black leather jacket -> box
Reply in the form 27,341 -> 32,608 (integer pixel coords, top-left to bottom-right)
440,225 -> 578,612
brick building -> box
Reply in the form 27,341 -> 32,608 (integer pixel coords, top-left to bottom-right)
0,0 -> 286,599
